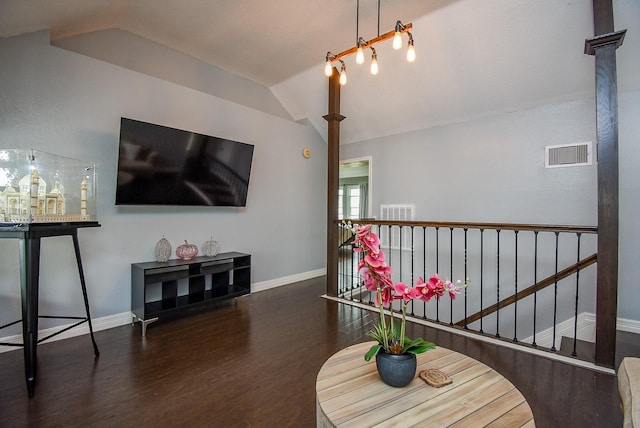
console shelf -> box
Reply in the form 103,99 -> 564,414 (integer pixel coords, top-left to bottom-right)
131,252 -> 250,335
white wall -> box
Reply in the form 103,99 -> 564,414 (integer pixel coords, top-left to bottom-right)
0,30 -> 327,335
340,89 -> 640,323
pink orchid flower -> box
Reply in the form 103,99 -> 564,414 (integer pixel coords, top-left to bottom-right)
364,248 -> 385,268
359,267 -> 378,292
376,286 -> 393,307
393,282 -> 421,302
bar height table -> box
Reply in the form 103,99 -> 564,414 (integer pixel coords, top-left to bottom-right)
0,222 -> 100,397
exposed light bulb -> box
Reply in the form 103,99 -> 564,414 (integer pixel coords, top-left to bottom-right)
324,59 -> 333,77
356,46 -> 365,65
407,42 -> 416,62
339,64 -> 347,85
392,31 -> 402,50
370,53 -> 378,75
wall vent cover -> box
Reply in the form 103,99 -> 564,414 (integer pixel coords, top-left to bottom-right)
380,204 -> 415,250
545,142 -> 592,168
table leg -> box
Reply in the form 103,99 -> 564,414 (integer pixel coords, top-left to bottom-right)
19,237 -> 40,398
71,232 -> 99,357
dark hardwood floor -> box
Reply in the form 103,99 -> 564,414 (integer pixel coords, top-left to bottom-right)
0,277 -> 631,427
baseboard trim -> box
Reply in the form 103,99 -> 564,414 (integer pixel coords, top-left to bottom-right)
0,269 -> 327,353
523,312 -> 596,349
0,311 -> 133,354
618,316 -> 640,334
251,268 -> 326,293
523,313 -> 640,349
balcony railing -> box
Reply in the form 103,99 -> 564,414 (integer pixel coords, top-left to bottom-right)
335,220 -> 599,365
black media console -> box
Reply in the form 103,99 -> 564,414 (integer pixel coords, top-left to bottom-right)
131,252 -> 251,335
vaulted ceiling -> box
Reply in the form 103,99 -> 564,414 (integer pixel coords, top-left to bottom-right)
2,0 -> 638,144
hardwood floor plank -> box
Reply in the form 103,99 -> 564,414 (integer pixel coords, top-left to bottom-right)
0,277 -> 625,427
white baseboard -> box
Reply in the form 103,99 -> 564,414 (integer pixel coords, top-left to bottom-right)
523,312 -> 595,349
251,268 -> 326,293
618,316 -> 640,335
0,268 -> 327,353
0,311 -> 133,354
523,312 -> 640,349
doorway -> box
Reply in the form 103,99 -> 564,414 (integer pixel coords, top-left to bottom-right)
339,156 -> 372,220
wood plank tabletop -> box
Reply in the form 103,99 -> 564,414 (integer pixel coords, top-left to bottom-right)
316,341 -> 535,427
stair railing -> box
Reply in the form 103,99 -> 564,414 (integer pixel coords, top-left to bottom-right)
336,219 -> 599,364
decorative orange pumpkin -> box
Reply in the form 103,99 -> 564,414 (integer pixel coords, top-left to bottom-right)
176,240 -> 198,260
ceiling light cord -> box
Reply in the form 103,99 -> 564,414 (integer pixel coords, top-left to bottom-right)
377,0 -> 380,37
356,0 -> 360,45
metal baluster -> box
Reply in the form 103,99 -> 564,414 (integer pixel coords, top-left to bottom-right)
496,229 -> 501,339
464,228 -> 468,329
423,226 -> 427,320
480,229 -> 484,334
513,230 -> 519,342
572,233 -> 582,357
399,225 -> 403,284
435,226 -> 440,323
450,227 -> 454,326
532,231 -> 539,347
551,231 -> 560,352
410,225 -> 415,316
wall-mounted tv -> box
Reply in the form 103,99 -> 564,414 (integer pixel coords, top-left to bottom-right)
116,118 -> 254,207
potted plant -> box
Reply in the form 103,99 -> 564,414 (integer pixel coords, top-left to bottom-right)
353,224 -> 469,387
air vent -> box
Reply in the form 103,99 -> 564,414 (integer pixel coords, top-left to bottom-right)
380,204 -> 415,250
545,142 -> 592,168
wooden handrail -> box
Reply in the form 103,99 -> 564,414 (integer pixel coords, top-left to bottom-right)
338,219 -> 598,234
455,253 -> 598,327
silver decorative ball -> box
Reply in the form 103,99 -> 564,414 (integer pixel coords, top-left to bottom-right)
202,238 -> 220,257
154,237 -> 172,263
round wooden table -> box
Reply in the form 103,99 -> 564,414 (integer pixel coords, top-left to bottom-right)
316,341 -> 535,427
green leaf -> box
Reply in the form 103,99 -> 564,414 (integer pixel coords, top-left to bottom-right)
402,337 -> 436,355
364,344 -> 383,361
366,322 -> 391,345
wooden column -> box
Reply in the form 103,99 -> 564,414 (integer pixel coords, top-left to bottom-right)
324,69 -> 345,297
584,0 -> 626,368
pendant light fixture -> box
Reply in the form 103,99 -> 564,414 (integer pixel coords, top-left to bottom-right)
324,0 -> 415,85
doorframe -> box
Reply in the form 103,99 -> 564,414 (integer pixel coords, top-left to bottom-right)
340,155 -> 373,219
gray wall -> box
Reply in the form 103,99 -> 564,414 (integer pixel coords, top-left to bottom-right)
0,31 -> 327,334
341,90 -> 640,323
52,29 -> 293,120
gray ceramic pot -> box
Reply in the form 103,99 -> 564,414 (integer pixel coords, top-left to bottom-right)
375,351 -> 417,387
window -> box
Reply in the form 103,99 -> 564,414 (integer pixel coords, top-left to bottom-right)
348,186 -> 360,219
338,185 -> 361,220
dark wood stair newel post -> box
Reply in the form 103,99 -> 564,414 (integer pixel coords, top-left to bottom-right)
585,0 -> 626,368
324,68 -> 345,297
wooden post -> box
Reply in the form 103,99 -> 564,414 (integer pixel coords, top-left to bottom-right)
324,69 -> 345,297
584,0 -> 626,368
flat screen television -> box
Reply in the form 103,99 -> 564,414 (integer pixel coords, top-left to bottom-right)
116,118 -> 254,207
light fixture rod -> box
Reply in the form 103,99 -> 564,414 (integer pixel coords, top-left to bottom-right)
332,22 -> 412,62
356,0 -> 360,43
377,0 -> 380,37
